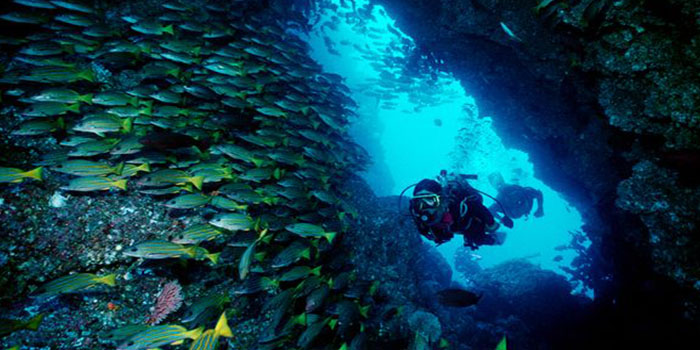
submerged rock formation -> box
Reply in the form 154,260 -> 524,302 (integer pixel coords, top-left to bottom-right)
371,0 -> 700,346
340,175 -> 590,349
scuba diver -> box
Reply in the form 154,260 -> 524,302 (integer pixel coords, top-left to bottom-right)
404,170 -> 513,249
487,172 -> 544,221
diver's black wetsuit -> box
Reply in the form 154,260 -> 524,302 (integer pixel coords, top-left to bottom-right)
414,184 -> 499,248
489,185 -> 544,219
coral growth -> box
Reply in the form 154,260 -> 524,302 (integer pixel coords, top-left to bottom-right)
146,280 -> 183,325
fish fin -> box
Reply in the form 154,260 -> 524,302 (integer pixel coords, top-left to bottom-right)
254,252 -> 266,262
359,305 -> 370,318
215,312 -> 233,338
251,158 -> 264,167
324,231 -> 337,243
79,69 -> 95,82
184,245 -> 197,258
192,46 -> 201,56
138,163 -> 151,173
495,335 -> 507,350
186,326 -> 205,340
171,340 -> 184,345
163,24 -> 174,35
56,117 -> 66,129
24,313 -> 44,331
114,162 -> 125,176
112,179 -> 128,190
311,266 -> 322,276
167,67 -> 180,78
122,117 -> 133,133
253,217 -> 261,232
206,253 -> 220,264
80,93 -> 93,105
140,99 -> 153,109
128,96 -> 138,107
140,104 -> 152,116
293,313 -> 306,326
68,103 -> 81,113
261,233 -> 273,245
23,167 -> 43,181
189,176 -> 204,190
98,273 -> 117,286
301,247 -> 310,260
329,318 -> 338,330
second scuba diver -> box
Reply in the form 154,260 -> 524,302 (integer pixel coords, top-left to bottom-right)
487,172 -> 544,221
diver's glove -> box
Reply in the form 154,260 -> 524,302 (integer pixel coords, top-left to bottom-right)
501,216 -> 514,228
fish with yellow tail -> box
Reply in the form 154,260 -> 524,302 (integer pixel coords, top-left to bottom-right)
124,240 -> 219,264
61,176 -> 127,192
31,273 -> 115,297
189,312 -> 233,350
0,313 -> 44,337
118,325 -> 203,350
0,167 -> 43,183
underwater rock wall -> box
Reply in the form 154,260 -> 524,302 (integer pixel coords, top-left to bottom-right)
340,177 -> 591,349
371,0 -> 700,345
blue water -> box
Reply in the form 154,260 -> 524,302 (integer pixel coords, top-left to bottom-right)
302,0 -> 590,296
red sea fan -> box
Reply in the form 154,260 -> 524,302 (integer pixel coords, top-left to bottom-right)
146,280 -> 183,325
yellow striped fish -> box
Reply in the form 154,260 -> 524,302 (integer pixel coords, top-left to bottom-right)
124,240 -> 219,263
32,273 -> 115,297
52,160 -> 124,176
60,176 -> 127,191
138,169 -> 204,190
123,240 -> 195,260
118,325 -> 203,350
0,167 -> 43,183
73,114 -> 132,136
171,224 -> 223,244
189,313 -> 233,350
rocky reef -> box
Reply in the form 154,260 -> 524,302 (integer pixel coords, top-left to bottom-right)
370,0 -> 700,346
339,176 -> 590,349
2,0 -> 699,349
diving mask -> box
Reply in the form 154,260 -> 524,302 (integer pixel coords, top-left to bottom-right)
411,193 -> 441,211
410,191 -> 444,225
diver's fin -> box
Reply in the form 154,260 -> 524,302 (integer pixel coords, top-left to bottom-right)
488,172 -> 505,190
